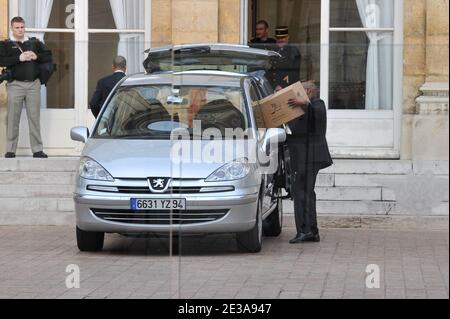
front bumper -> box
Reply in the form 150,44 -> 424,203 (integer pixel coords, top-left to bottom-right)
74,178 -> 260,234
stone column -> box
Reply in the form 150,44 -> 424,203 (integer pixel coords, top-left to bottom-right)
412,0 -> 449,160
425,0 -> 449,83
218,0 -> 241,44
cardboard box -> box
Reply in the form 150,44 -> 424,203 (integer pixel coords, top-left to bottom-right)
253,81 -> 310,128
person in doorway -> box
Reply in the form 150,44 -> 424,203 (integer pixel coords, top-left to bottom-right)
0,16 -> 53,159
269,26 -> 301,91
249,20 -> 276,50
90,56 -> 127,118
285,81 -> 333,243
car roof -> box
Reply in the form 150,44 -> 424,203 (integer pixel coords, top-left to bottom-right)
122,70 -> 250,88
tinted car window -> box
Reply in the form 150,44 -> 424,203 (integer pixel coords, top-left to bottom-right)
94,85 -> 250,140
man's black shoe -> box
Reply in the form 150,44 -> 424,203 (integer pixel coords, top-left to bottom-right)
4,152 -> 15,158
33,151 -> 48,158
289,233 -> 320,244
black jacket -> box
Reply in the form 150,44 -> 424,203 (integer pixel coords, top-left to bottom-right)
90,72 -> 126,118
286,98 -> 333,169
269,44 -> 301,89
0,37 -> 52,82
248,38 -> 277,51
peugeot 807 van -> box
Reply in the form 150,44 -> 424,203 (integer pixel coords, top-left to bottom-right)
71,44 -> 287,253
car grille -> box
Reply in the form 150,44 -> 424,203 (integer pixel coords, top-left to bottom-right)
92,209 -> 229,225
116,186 -> 202,194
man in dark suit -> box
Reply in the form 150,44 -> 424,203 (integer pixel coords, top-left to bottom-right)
90,56 -> 127,118
286,81 -> 333,243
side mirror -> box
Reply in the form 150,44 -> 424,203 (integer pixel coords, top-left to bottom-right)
71,127 -> 89,143
261,128 -> 287,154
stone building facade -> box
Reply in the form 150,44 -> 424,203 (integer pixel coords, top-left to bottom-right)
0,0 -> 448,161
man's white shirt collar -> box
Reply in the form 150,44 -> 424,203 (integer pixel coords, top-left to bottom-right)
10,34 -> 29,43
114,70 -> 126,74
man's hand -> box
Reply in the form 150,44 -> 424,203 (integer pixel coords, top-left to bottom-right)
30,51 -> 37,61
19,52 -> 30,62
26,51 -> 38,61
19,51 -> 37,62
288,97 -> 309,112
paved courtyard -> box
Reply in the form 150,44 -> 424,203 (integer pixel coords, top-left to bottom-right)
0,225 -> 448,299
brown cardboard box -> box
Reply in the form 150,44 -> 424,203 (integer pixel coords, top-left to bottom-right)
253,81 -> 310,128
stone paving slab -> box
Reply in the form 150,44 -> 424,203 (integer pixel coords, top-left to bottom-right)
0,225 -> 448,299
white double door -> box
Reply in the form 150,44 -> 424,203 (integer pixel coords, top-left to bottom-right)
11,0 -> 149,156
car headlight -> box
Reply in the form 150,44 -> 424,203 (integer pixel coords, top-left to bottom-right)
206,158 -> 251,182
79,157 -> 114,181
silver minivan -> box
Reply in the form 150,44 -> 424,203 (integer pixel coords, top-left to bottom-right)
71,44 -> 287,253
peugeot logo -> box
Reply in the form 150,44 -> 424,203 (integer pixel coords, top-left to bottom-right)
148,177 -> 171,193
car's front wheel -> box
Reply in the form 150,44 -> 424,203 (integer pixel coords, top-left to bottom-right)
236,194 -> 263,253
76,227 -> 104,252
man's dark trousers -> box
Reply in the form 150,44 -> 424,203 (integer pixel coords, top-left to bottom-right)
286,98 -> 333,236
288,156 -> 321,235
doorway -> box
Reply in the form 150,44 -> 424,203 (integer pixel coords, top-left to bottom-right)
249,0 -> 321,84
248,0 -> 403,158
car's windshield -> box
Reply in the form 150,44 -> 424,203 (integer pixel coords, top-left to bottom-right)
94,84 -> 250,140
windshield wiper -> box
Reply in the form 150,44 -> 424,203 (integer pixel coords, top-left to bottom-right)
115,134 -> 169,140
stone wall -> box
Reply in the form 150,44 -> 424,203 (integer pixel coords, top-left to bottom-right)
402,0 -> 449,161
151,0 -> 241,47
425,0 -> 449,83
151,0 -> 173,47
0,0 -> 448,161
403,0 -> 427,115
218,0 -> 241,44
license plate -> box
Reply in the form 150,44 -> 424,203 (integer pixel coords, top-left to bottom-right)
131,198 -> 186,211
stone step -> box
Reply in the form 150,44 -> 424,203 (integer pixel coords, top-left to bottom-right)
0,158 -> 447,226
315,187 -> 382,201
322,160 -> 413,175
335,174 -> 449,187
315,174 -> 335,187
0,185 -> 74,198
283,200 -> 449,216
322,160 -> 449,175
382,187 -> 449,202
0,158 -> 79,172
0,197 -> 74,212
411,160 -> 450,175
0,172 -> 76,185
